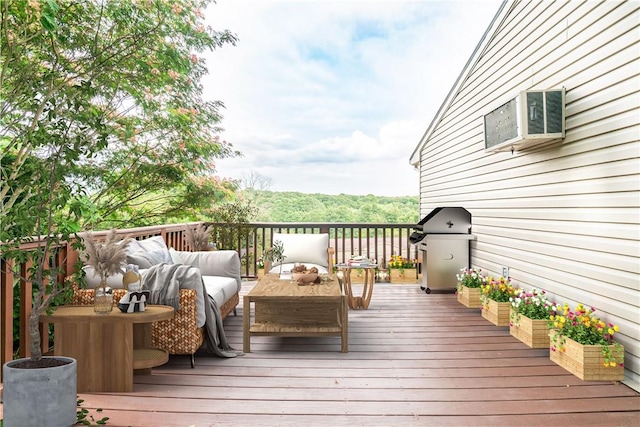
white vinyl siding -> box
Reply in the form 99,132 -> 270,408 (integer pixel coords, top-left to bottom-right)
413,0 -> 640,387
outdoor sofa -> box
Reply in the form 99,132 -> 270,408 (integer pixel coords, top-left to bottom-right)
72,235 -> 242,367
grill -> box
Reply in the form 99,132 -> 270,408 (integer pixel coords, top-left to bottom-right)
410,207 -> 475,294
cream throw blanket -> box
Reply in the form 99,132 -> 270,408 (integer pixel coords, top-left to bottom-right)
142,263 -> 242,358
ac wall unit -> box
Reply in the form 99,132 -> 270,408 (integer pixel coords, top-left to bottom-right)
484,88 -> 565,152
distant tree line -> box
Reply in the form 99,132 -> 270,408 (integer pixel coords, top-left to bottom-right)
248,191 -> 419,224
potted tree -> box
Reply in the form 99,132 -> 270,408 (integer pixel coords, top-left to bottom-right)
1,153 -> 82,425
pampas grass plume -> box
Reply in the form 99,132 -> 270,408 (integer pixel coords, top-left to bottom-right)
81,230 -> 131,285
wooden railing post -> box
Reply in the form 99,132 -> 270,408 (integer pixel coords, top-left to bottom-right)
1,258 -> 15,380
19,261 -> 32,359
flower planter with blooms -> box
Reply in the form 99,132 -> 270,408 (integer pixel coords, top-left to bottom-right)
509,288 -> 555,348
548,303 -> 624,381
456,268 -> 487,308
256,257 -> 265,279
388,255 -> 417,284
480,276 -> 519,326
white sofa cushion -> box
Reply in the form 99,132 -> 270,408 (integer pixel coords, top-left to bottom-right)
177,250 -> 241,294
169,247 -> 185,264
270,233 -> 329,269
203,275 -> 238,309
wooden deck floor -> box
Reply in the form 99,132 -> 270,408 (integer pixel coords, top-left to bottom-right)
38,283 -> 640,425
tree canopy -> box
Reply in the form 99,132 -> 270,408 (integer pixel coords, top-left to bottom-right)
0,0 -> 240,237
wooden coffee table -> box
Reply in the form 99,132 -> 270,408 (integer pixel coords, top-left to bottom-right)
41,305 -> 174,392
243,274 -> 348,353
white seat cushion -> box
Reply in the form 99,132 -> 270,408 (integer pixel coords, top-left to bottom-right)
203,275 -> 238,308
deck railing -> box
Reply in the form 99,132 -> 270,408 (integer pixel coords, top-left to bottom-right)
1,221 -> 417,378
208,222 -> 418,277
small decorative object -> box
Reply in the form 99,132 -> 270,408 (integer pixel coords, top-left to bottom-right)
292,264 -> 319,284
387,255 -> 417,284
122,264 -> 142,291
118,264 -> 148,312
549,303 -> 624,380
118,290 -> 151,313
185,223 -> 213,251
509,288 -> 555,348
81,230 -> 130,315
480,276 -> 519,326
456,267 -> 486,308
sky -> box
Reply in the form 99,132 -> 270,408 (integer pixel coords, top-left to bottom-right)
203,0 -> 503,197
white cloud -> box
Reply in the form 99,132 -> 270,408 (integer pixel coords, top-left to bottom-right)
202,0 -> 502,196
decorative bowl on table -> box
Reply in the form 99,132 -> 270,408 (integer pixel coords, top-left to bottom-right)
291,265 -> 319,284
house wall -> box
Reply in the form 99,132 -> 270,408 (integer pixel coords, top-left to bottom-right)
414,0 -> 639,385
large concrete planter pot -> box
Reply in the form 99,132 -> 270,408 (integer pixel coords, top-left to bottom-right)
2,356 -> 77,427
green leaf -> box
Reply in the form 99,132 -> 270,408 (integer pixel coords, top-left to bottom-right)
40,0 -> 60,33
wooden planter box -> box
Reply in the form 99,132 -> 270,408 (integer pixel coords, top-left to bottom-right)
456,285 -> 481,308
509,309 -> 549,348
481,299 -> 510,326
257,269 -> 265,280
549,333 -> 624,381
389,268 -> 417,284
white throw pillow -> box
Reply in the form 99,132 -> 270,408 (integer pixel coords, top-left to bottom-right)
271,233 -> 329,267
126,249 -> 168,269
127,236 -> 173,268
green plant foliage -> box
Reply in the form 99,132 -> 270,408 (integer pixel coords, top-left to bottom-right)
456,268 -> 487,289
263,240 -> 286,274
1,0 -> 241,232
207,196 -> 259,250
76,398 -> 109,426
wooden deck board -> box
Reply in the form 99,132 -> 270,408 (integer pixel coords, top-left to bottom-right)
3,282 -> 638,426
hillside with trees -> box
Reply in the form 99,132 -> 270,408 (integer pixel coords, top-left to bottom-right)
249,191 -> 419,223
